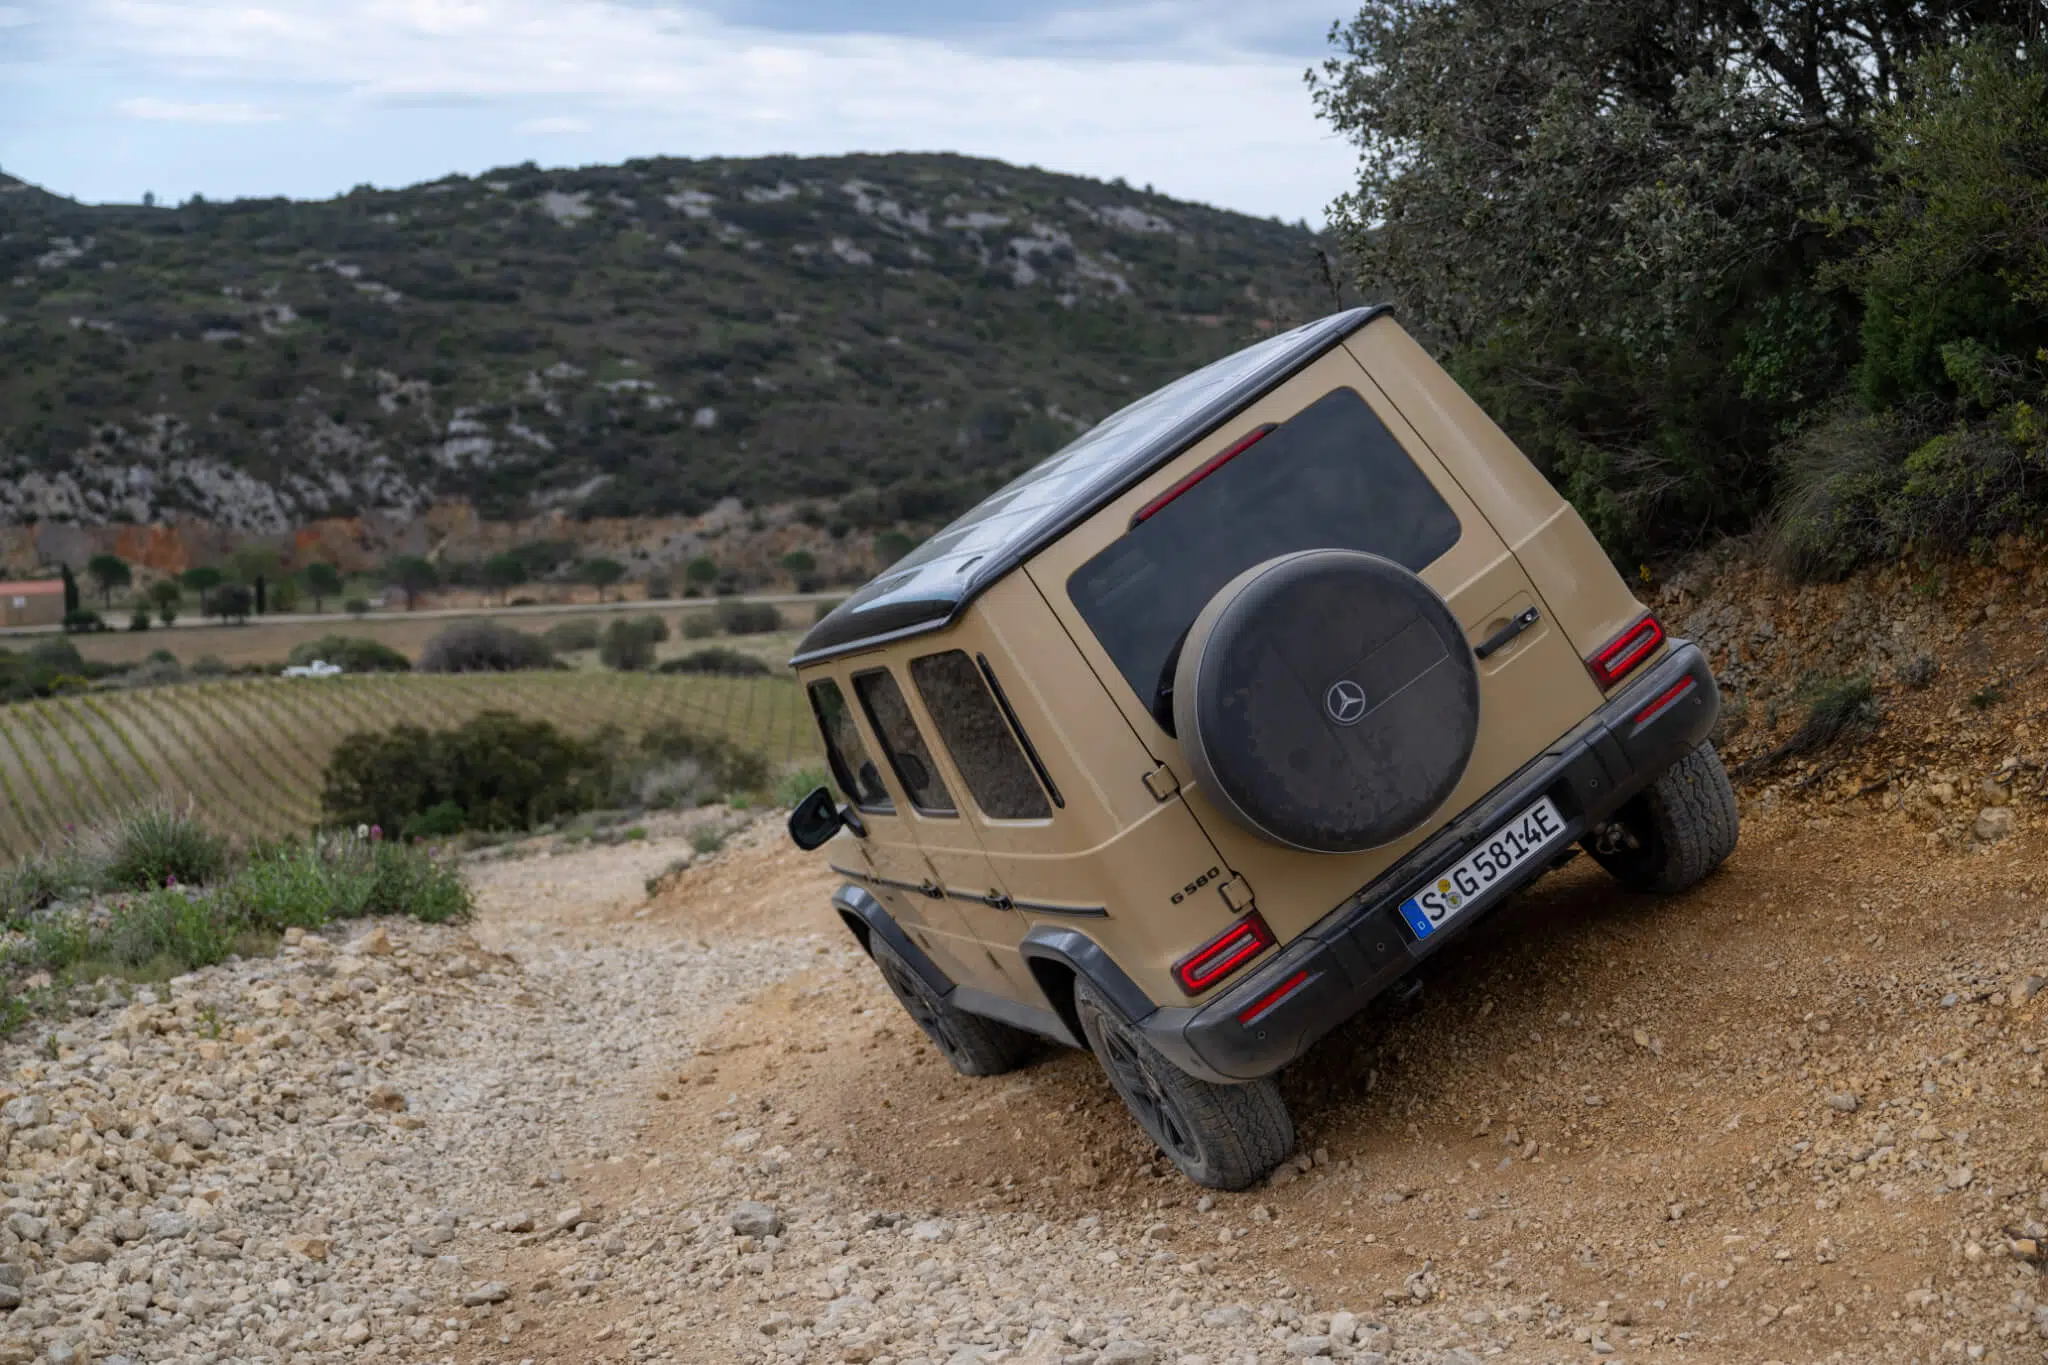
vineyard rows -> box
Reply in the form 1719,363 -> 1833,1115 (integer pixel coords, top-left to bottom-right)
0,672 -> 814,861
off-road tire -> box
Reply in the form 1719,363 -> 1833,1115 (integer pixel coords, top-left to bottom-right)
1073,978 -> 1294,1190
869,935 -> 1036,1077
1589,742 -> 1739,894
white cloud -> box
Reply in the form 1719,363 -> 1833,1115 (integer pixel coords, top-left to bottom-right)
119,96 -> 280,122
73,1 -> 1352,220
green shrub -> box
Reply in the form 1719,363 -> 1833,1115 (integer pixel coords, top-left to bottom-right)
345,597 -> 371,618
775,765 -> 832,808
63,609 -> 107,634
191,655 -> 231,677
105,889 -> 239,971
361,841 -> 471,922
639,719 -> 771,795
690,825 -> 728,856
0,843 -> 98,919
402,801 -> 467,841
228,841 -> 371,929
716,600 -> 783,635
543,620 -> 602,653
599,615 -> 667,671
285,635 -> 412,673
99,803 -> 230,892
418,621 -> 556,673
680,614 -> 719,640
322,711 -> 609,834
657,646 -> 772,677
128,607 -> 152,632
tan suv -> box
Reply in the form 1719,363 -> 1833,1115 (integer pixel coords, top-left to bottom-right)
786,306 -> 1737,1189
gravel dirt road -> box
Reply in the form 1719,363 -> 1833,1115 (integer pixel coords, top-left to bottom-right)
15,790 -> 2046,1365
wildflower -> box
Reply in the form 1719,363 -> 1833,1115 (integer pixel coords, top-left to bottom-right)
370,825 -> 383,842
165,873 -> 178,888
356,824 -> 370,839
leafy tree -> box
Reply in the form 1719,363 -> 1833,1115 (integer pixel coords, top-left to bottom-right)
685,556 -> 719,588
599,616 -> 665,671
60,563 -> 79,615
384,555 -> 440,611
181,566 -> 222,615
780,550 -> 816,576
345,597 -> 372,619
482,553 -> 530,603
213,583 -> 254,624
149,579 -> 181,626
1308,0 -> 2034,559
578,557 -> 626,602
301,561 -> 344,612
87,553 -> 131,608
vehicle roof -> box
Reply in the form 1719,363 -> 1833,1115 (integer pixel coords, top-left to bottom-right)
792,304 -> 1390,667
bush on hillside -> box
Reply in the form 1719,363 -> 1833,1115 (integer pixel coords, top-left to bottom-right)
658,646 -> 773,677
599,615 -> 668,671
716,600 -> 783,635
417,621 -> 556,673
97,802 -> 231,892
282,635 -> 402,672
321,711 -> 609,835
638,719 -> 771,795
680,613 -> 719,640
285,635 -> 413,673
542,620 -> 602,653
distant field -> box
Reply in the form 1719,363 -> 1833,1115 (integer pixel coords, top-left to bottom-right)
0,671 -> 815,861
58,604 -> 819,670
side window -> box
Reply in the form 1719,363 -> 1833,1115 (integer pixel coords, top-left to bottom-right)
853,669 -> 957,816
909,651 -> 1053,821
807,679 -> 892,812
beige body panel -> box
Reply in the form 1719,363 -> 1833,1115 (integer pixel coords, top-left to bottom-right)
1341,324 -> 1648,661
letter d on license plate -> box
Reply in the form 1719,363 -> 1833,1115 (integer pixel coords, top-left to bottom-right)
1398,796 -> 1564,940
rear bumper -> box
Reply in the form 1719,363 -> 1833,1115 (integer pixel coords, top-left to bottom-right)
1138,640 -> 1721,1083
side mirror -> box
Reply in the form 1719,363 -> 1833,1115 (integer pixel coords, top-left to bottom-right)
787,786 -> 852,851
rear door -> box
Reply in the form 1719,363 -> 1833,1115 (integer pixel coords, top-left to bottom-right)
1026,334 -> 1601,943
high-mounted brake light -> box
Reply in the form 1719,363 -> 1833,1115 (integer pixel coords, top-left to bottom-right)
1172,912 -> 1274,995
1132,424 -> 1277,525
1586,613 -> 1664,690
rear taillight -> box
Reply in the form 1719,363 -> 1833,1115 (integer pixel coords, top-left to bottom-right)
1587,613 -> 1664,690
1172,912 -> 1274,995
1237,969 -> 1312,1024
1133,424 -> 1277,525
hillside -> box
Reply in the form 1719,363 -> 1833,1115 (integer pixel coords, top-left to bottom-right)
0,154 -> 1326,534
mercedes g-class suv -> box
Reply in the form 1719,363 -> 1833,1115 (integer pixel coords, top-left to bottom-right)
785,306 -> 1737,1189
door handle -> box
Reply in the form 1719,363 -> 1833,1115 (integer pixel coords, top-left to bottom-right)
982,890 -> 1014,911
1474,606 -> 1541,660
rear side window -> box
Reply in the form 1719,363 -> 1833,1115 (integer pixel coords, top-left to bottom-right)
1067,386 -> 1462,715
909,651 -> 1053,821
854,669 -> 957,815
807,679 -> 892,812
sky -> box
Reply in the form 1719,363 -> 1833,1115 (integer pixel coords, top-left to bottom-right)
0,0 -> 1360,224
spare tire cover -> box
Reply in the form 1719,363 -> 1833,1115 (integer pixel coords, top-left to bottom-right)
1172,549 -> 1479,853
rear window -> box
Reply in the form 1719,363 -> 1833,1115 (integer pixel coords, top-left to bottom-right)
1067,386 -> 1461,717
808,679 -> 893,812
854,669 -> 957,816
909,651 -> 1053,821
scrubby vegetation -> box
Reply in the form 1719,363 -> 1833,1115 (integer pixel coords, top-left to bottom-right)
1314,10 -> 2047,573
0,804 -> 469,1035
417,620 -> 557,673
659,646 -> 774,677
716,601 -> 784,635
599,614 -> 669,672
319,710 -> 773,840
0,154 -> 1318,531
542,619 -> 602,654
285,635 -> 413,673
0,636 -> 115,703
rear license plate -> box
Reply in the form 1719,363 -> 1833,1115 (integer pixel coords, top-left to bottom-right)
1398,796 -> 1565,940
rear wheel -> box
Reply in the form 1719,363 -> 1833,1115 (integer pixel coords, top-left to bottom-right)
869,935 -> 1036,1077
1074,978 -> 1294,1190
1588,742 -> 1739,894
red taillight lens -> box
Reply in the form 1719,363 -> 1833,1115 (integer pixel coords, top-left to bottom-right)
1172,912 -> 1274,995
1632,675 -> 1695,726
1132,424 -> 1277,525
1237,969 -> 1312,1024
1587,613 -> 1664,690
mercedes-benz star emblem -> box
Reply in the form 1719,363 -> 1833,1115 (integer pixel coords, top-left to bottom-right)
1324,678 -> 1369,727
